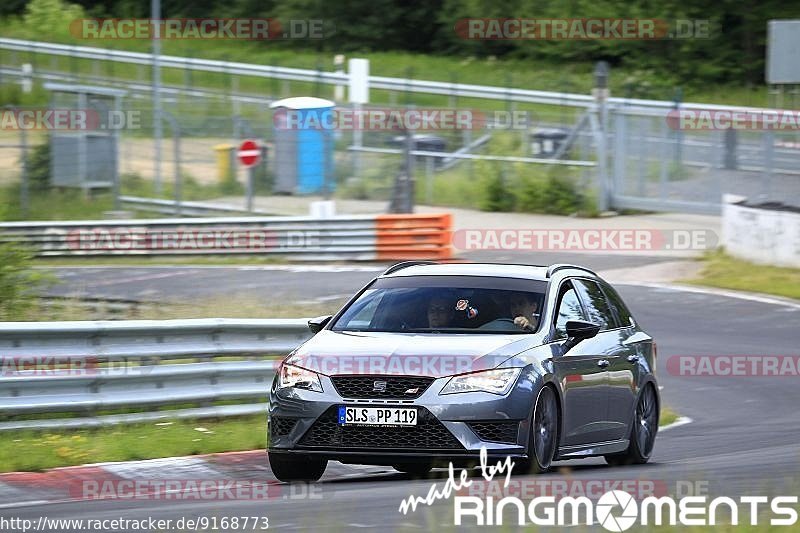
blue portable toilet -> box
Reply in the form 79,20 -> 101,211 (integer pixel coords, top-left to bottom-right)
270,96 -> 336,195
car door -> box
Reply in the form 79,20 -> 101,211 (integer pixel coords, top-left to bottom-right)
574,279 -> 637,442
550,280 -> 612,448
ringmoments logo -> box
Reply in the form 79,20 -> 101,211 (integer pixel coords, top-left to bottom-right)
451,491 -> 799,528
595,490 -> 640,531
397,447 -> 799,529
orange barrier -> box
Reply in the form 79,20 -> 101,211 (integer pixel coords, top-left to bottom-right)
375,213 -> 453,261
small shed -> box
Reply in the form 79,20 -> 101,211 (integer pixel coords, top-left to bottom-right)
43,83 -> 126,190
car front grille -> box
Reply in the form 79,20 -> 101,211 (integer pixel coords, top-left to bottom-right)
269,416 -> 298,437
468,421 -> 520,444
331,375 -> 435,399
298,406 -> 464,451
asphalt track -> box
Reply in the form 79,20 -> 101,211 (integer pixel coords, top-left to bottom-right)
5,264 -> 800,531
43,252 -> 676,303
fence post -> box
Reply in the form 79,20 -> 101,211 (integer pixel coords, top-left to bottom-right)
723,128 -> 738,170
348,58 -> 370,182
151,0 -> 163,196
174,119 -> 181,216
449,72 -> 458,109
592,61 -> 610,212
17,106 -> 29,218
762,129 -> 774,200
612,111 -> 626,205
333,55 -> 345,102
425,156 -> 434,204
162,112 -> 181,216
673,88 -> 683,167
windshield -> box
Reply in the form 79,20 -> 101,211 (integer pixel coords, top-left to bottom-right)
332,276 -> 545,334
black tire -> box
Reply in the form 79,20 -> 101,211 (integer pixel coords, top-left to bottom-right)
604,384 -> 659,466
269,453 -> 327,482
392,462 -> 433,476
519,385 -> 559,474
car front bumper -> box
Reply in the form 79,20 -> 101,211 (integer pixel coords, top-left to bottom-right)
267,373 -> 535,464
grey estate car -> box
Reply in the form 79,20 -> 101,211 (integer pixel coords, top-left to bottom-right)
267,262 -> 660,482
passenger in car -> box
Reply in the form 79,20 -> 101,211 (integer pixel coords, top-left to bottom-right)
510,292 -> 540,331
427,295 -> 455,328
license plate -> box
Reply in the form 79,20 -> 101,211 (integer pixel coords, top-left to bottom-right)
338,406 -> 417,426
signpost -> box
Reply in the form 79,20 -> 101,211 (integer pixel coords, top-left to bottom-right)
237,139 -> 261,212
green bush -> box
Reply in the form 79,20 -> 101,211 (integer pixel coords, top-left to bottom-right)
20,0 -> 85,40
23,141 -> 51,192
0,84 -> 23,106
478,161 -> 515,212
518,172 -> 591,216
0,241 -> 50,320
481,170 -> 515,212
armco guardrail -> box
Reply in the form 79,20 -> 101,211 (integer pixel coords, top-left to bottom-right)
120,196 -> 275,216
0,212 -> 453,261
0,318 -> 314,431
0,37 -> 778,114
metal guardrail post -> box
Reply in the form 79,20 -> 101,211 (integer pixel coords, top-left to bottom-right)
160,112 -> 181,216
589,62 -> 610,212
20,121 -> 29,218
673,88 -> 684,167
3,105 -> 30,218
151,0 -> 163,196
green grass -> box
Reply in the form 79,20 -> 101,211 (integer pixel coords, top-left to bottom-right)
0,404 -> 681,473
19,292 -> 346,321
0,186 -> 115,221
660,406 -> 679,427
0,173 -> 245,222
0,415 -> 266,472
0,17 -> 774,110
684,250 -> 800,301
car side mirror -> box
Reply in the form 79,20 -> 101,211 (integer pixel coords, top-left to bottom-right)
308,315 -> 332,334
562,320 -> 601,351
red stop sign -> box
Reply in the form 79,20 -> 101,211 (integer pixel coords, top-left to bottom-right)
237,139 -> 261,167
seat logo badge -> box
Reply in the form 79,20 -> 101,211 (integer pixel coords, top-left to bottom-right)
405,388 -> 419,394
372,380 -> 387,392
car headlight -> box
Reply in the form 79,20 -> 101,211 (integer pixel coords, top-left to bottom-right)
440,368 -> 522,395
278,364 -> 323,392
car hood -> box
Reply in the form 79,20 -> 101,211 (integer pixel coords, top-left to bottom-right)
285,329 -> 541,377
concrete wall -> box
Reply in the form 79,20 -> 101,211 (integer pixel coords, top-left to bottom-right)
722,194 -> 800,268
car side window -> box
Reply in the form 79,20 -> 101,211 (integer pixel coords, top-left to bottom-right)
554,282 -> 588,338
601,283 -> 635,328
574,279 -> 616,331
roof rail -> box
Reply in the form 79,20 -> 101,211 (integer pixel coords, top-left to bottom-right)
546,264 -> 597,278
382,261 -> 439,276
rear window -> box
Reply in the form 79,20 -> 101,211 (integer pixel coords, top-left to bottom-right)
601,283 -> 635,328
332,276 -> 546,334
574,279 -> 616,331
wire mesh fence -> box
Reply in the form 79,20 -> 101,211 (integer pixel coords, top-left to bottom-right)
1,42 -> 798,218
